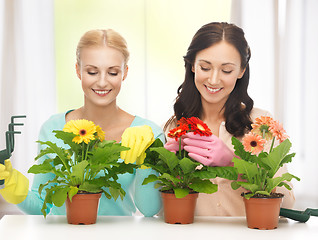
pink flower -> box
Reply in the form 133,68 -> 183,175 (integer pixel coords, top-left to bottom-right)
251,116 -> 274,140
242,132 -> 266,155
269,120 -> 289,143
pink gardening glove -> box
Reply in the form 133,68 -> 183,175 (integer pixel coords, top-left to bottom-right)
164,137 -> 184,153
183,132 -> 234,167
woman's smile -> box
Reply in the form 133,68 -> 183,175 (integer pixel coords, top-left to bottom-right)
205,85 -> 223,94
92,89 -> 111,97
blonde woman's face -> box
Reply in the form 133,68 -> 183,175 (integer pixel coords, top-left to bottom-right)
192,41 -> 245,108
76,46 -> 128,108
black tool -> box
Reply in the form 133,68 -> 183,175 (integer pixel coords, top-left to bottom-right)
0,115 -> 26,188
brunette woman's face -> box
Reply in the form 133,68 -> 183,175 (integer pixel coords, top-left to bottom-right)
192,41 -> 245,108
76,46 -> 127,108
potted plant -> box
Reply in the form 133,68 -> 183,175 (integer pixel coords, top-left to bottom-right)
230,116 -> 300,230
141,117 -> 238,224
28,119 -> 136,224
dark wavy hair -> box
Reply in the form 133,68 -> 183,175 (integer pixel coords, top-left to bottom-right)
165,22 -> 253,137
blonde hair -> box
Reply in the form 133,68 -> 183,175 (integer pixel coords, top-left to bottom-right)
76,29 -> 129,66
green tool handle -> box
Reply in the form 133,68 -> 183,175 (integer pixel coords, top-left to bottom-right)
280,208 -> 310,222
0,158 -> 4,187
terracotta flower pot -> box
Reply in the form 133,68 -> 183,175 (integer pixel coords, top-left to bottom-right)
66,192 -> 102,225
243,194 -> 284,230
161,191 -> 198,224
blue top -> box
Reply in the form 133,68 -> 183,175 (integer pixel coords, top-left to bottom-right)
17,112 -> 165,217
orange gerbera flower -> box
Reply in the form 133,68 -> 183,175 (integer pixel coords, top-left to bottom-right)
251,116 -> 274,140
185,117 -> 212,136
269,120 -> 288,143
242,132 -> 266,155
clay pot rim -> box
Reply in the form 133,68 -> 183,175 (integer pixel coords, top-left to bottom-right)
76,191 -> 103,195
241,192 -> 284,199
160,190 -> 199,194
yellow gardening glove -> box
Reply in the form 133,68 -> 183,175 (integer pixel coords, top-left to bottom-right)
121,125 -> 155,166
0,159 -> 29,204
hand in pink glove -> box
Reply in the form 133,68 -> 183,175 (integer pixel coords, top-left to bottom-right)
183,132 -> 234,167
164,137 -> 184,153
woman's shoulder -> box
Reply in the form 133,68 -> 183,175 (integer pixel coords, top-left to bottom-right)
41,112 -> 66,128
250,107 -> 273,121
38,112 -> 67,139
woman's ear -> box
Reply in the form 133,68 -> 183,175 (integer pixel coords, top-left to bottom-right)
75,63 -> 81,80
123,65 -> 128,81
238,67 -> 246,79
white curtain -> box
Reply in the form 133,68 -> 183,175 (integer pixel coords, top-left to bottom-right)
0,0 -> 56,211
231,0 -> 318,209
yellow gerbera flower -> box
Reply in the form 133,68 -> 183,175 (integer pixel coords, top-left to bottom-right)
63,119 -> 97,144
96,125 -> 105,141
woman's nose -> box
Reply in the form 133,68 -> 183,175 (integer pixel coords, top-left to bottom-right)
97,73 -> 108,88
208,70 -> 220,85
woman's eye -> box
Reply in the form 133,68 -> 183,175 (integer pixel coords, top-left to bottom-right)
87,71 -> 98,75
222,70 -> 233,74
109,72 -> 118,76
200,66 -> 210,71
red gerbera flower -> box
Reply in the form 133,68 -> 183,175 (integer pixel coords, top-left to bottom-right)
185,117 -> 212,136
168,124 -> 189,141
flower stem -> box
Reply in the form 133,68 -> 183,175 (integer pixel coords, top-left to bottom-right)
84,142 -> 89,161
81,142 -> 85,161
269,136 -> 276,153
178,137 -> 182,159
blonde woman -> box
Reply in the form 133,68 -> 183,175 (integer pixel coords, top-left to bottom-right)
0,29 -> 164,216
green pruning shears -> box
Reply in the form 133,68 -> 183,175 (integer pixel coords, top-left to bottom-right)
280,208 -> 318,222
0,115 -> 26,189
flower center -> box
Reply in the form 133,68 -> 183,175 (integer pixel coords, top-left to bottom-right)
197,124 -> 205,131
250,141 -> 257,147
79,129 -> 87,136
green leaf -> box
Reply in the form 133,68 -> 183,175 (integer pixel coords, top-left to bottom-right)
189,179 -> 218,194
52,186 -> 69,207
231,181 -> 241,190
255,190 -> 270,196
242,193 -> 254,199
231,137 -> 258,163
28,159 -> 54,174
35,147 -> 57,161
142,174 -> 159,185
150,147 -> 179,172
281,153 -> 296,165
53,130 -> 81,153
192,170 -> 217,179
232,158 -> 258,182
179,157 -> 198,174
266,172 -> 300,193
70,160 -> 88,185
68,186 -> 78,202
109,187 -> 120,201
262,139 -> 292,178
159,173 -> 180,185
36,140 -> 71,173
174,188 -> 189,198
207,166 -> 238,180
234,181 -> 259,193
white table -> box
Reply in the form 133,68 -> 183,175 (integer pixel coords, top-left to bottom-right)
0,215 -> 317,240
